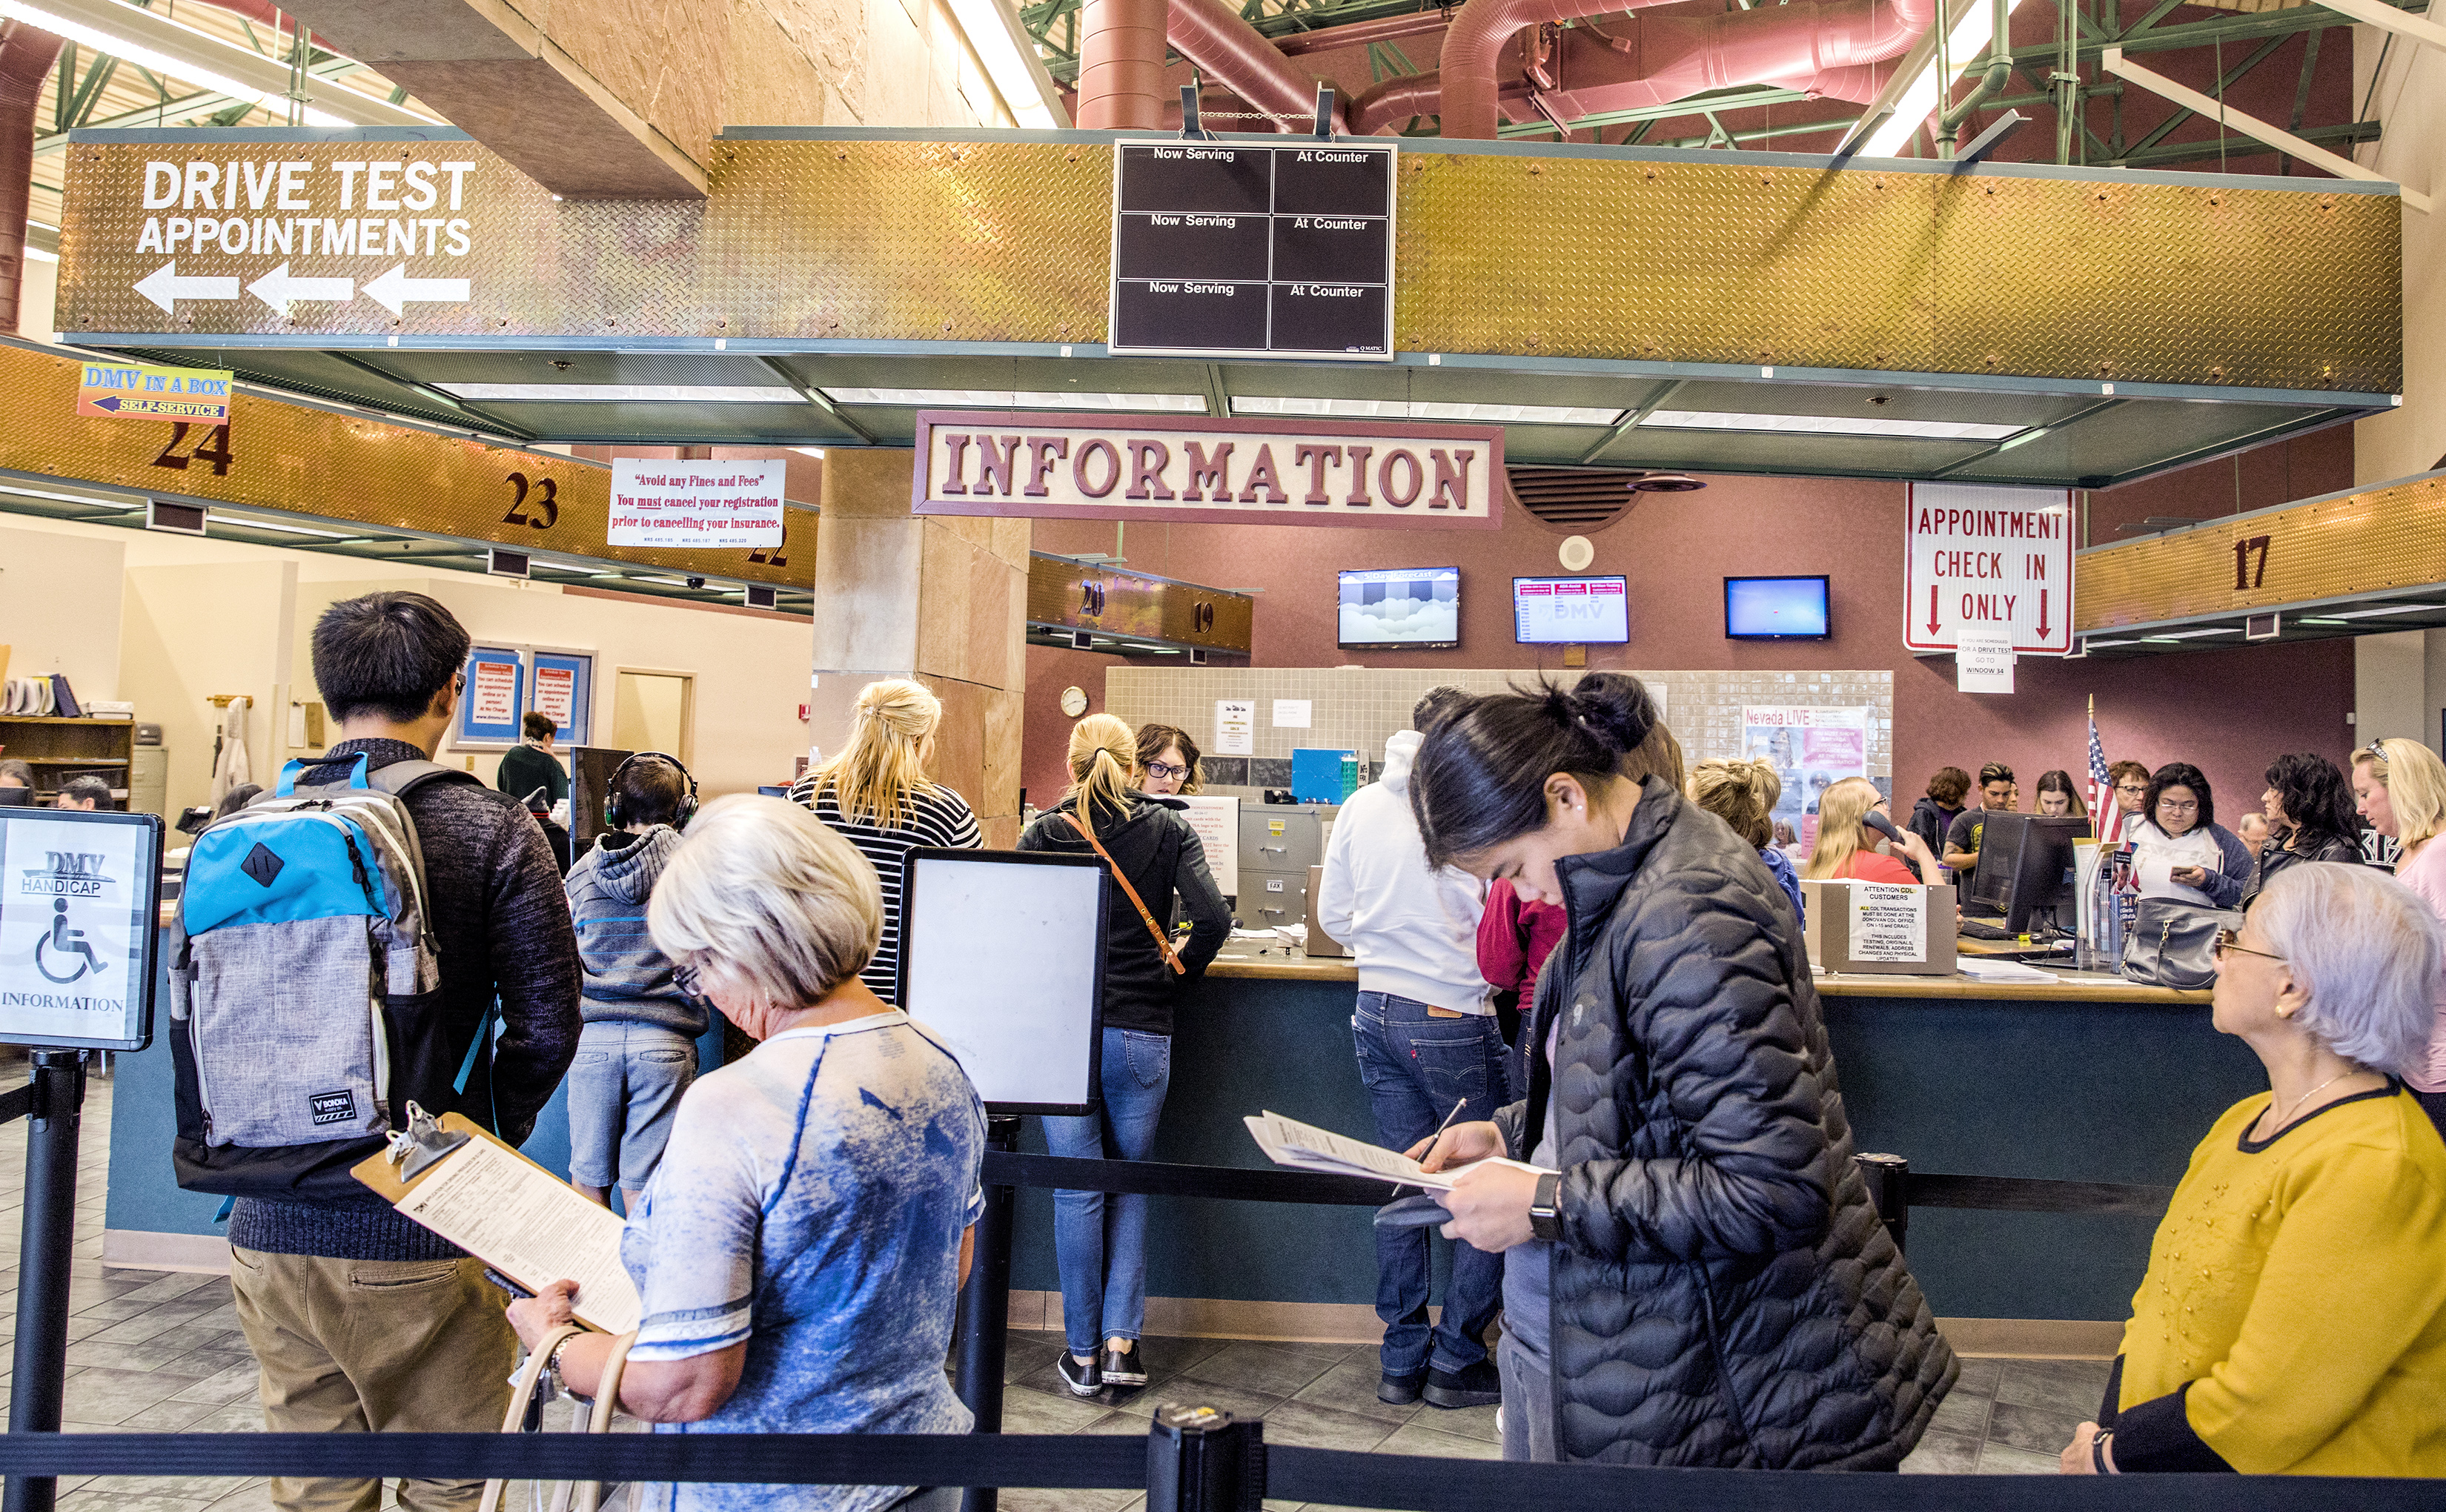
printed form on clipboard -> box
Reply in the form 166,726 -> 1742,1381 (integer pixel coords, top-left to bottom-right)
1244,1110 -> 1549,1190
351,1113 -> 641,1336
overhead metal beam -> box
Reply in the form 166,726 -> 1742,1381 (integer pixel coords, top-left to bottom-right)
2102,46 -> 2429,211
0,0 -> 427,125
2313,0 -> 2446,52
33,56 -> 382,155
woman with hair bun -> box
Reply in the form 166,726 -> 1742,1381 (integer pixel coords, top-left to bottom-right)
1018,714 -> 1232,1396
1688,756 -> 1805,924
1408,673 -> 1955,1468
789,678 -> 980,1005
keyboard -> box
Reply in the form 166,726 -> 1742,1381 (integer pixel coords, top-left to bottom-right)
1958,919 -> 2021,941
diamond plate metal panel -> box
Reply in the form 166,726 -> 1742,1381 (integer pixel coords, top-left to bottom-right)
56,141 -> 710,339
1934,174 -> 2399,393
1394,153 -> 1938,370
0,342 -> 812,586
2076,472 -> 2446,630
704,140 -> 1115,343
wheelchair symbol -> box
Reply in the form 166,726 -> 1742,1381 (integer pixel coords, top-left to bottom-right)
35,898 -> 103,985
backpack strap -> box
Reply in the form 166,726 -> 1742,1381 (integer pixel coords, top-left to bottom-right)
367,759 -> 485,800
278,752 -> 371,795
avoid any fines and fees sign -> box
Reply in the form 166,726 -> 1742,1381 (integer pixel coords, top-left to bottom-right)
1903,483 -> 2075,655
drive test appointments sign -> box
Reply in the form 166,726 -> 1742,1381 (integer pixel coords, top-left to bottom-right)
0,809 -> 162,1051
608,458 -> 786,548
1110,140 -> 1395,360
1903,483 -> 2075,655
910,411 -> 1502,528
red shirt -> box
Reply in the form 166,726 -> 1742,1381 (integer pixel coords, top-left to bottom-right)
1477,878 -> 1569,995
1834,851 -> 1920,886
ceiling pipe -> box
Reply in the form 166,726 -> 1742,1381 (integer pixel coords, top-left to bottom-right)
1076,0 -> 1170,128
0,18 -> 63,336
1167,0 -> 1349,133
1353,0 -> 1932,136
1273,10 -> 1451,57
1436,0 -> 1688,139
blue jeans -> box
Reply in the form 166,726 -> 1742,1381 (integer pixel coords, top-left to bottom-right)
566,1019 -> 697,1193
1042,1027 -> 1171,1357
1353,991 -> 1514,1378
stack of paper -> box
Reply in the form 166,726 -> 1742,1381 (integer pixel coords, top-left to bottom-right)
1959,958 -> 2061,984
1244,1110 -> 1547,1191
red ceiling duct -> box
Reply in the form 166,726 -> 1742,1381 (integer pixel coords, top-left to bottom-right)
0,18 -> 64,336
1167,0 -> 1348,133
1354,0 -> 1932,136
1418,0 -> 1932,139
1076,0 -> 1171,129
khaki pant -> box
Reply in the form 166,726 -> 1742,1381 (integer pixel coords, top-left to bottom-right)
231,1247 -> 517,1512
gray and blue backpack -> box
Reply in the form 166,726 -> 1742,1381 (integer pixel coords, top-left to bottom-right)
168,752 -> 482,1199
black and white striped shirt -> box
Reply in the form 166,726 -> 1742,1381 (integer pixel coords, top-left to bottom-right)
788,774 -> 982,1004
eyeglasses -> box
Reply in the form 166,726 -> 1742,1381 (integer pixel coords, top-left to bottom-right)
2114,782 -> 2150,795
1144,761 -> 1189,781
675,961 -> 705,998
2214,928 -> 2285,966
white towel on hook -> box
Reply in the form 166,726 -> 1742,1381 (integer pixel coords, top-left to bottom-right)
210,697 -> 252,802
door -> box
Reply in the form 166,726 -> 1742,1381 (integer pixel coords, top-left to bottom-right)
612,671 -> 692,763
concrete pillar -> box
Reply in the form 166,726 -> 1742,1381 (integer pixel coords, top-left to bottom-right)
811,449 -> 1031,848
2354,629 -> 2428,746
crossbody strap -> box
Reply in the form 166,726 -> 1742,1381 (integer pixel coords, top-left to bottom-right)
1067,812 -> 1187,975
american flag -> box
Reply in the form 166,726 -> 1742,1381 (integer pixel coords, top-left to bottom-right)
2087,712 -> 2122,846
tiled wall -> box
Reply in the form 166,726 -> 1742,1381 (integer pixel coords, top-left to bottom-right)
1107,667 -> 1894,792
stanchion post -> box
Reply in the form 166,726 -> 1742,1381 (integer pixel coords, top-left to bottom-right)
1147,1405 -> 1259,1512
4,1050 -> 89,1512
1855,1152 -> 1909,1254
955,1114 -> 1021,1512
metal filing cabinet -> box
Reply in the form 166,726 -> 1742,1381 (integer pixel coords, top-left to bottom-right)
1236,808 -> 1325,931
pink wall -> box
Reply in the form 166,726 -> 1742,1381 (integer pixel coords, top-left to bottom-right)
1024,428 -> 2358,828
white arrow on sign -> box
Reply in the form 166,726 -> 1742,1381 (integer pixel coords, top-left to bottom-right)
362,264 -> 471,316
247,262 -> 356,312
133,261 -> 239,314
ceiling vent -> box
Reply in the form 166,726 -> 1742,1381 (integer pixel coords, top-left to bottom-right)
1505,466 -> 1703,532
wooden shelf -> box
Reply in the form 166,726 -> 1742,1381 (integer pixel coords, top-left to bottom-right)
0,716 -> 133,726
18,757 -> 129,766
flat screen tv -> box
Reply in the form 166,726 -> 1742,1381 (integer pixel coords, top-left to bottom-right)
1514,575 -> 1628,645
1339,567 -> 1460,649
1725,575 -> 1831,640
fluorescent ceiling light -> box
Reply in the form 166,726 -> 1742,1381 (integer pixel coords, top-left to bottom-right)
1640,409 -> 2023,441
23,245 -> 56,264
434,383 -> 804,404
2327,603 -> 2445,620
793,447 -> 828,459
2298,617 -> 2347,626
1861,0 -> 2031,157
944,0 -> 1059,128
205,512 -> 355,538
1997,427 -> 2048,451
2084,637 -> 2141,647
2144,628 -> 2243,640
0,483 -> 135,508
821,388 -> 1207,412
1232,397 -> 1624,425
0,0 -> 354,125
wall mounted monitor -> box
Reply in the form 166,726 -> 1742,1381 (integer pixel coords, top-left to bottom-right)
1339,567 -> 1460,649
1513,576 -> 1629,645
1725,575 -> 1832,640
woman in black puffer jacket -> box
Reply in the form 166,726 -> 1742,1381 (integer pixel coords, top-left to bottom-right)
1410,673 -> 1955,1469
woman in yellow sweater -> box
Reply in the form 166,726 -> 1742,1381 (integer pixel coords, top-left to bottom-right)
2061,861 -> 2446,1476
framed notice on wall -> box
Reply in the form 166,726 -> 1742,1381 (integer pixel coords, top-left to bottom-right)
457,646 -> 527,747
0,808 -> 164,1051
529,651 -> 594,747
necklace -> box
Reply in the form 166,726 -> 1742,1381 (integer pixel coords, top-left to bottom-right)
2266,1070 -> 2359,1133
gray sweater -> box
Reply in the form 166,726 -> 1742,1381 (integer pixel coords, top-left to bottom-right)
567,826 -> 707,1035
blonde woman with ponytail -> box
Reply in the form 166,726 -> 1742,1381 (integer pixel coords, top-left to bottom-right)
1689,757 -> 1806,924
1018,713 -> 1232,1396
788,678 -> 980,1004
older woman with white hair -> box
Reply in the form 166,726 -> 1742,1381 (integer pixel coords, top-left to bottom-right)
505,795 -> 985,1512
2061,861 -> 2446,1478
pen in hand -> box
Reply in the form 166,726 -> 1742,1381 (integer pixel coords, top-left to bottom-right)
1396,1096 -> 1468,1197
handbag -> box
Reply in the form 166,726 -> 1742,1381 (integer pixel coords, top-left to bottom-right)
480,1322 -> 640,1512
1066,812 -> 1187,975
2120,897 -> 2241,989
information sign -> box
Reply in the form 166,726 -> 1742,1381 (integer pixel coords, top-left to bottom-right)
1904,483 -> 2075,654
75,360 -> 232,422
1109,140 -> 1396,361
609,459 -> 786,548
456,646 -> 526,746
0,809 -> 163,1051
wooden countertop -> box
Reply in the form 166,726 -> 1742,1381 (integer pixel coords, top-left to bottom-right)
1204,949 -> 2208,1004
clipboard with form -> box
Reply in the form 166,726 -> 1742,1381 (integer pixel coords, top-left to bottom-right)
352,1113 -> 642,1336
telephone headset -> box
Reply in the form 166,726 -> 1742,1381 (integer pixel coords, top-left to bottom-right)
605,751 -> 700,832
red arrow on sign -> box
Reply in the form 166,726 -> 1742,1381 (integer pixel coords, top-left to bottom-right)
2035,588 -> 2050,640
1926,586 -> 1941,637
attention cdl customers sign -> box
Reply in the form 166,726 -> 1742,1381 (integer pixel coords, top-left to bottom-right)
912,412 -> 1504,528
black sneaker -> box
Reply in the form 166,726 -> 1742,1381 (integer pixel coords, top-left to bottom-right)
1056,1351 -> 1101,1397
1422,1359 -> 1502,1409
1098,1342 -> 1148,1387
1379,1369 -> 1426,1406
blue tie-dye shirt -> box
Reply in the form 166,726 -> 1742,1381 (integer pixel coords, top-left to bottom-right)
620,1009 -> 986,1511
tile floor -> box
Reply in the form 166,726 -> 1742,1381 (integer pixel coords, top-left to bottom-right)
0,1062 -> 2107,1510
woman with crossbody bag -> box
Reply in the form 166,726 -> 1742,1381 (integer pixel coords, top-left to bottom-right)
1018,714 -> 1233,1396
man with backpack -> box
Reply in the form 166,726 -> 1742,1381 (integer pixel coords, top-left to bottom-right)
197,591 -> 581,1512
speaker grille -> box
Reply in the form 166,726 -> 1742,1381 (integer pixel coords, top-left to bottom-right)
1505,468 -> 1643,531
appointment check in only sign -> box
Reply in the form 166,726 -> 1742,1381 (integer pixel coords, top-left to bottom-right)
1902,483 -> 2076,656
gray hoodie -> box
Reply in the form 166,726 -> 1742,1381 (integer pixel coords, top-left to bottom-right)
565,825 -> 708,1035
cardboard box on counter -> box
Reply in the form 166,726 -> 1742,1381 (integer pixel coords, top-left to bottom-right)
1801,881 -> 1957,975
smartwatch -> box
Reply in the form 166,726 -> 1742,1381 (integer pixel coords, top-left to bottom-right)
1528,1172 -> 1562,1243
